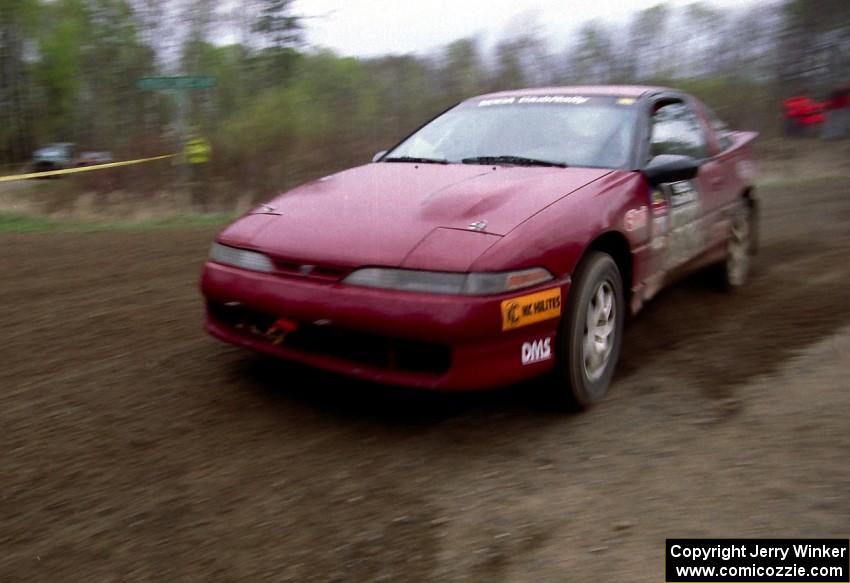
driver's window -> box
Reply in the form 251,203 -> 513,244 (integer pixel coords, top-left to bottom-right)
650,101 -> 707,160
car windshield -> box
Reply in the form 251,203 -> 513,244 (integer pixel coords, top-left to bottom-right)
385,95 -> 638,169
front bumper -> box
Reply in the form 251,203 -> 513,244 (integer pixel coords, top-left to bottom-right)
201,262 -> 570,390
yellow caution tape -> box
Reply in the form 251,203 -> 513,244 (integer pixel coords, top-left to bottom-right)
0,154 -> 177,183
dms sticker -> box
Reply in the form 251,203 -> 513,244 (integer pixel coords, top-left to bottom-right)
624,206 -> 648,231
522,337 -> 552,365
501,288 -> 562,331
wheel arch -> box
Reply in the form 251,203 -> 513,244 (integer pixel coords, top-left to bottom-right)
576,230 -> 633,312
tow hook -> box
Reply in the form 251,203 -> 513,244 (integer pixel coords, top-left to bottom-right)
265,318 -> 300,345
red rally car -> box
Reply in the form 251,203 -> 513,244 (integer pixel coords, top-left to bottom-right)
201,85 -> 758,408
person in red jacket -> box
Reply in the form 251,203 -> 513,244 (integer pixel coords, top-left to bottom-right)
783,96 -> 807,137
784,96 -> 829,137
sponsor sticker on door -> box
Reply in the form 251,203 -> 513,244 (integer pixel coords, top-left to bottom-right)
501,288 -> 562,331
624,206 -> 649,231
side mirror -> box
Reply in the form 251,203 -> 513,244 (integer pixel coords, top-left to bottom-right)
372,150 -> 387,163
642,154 -> 700,185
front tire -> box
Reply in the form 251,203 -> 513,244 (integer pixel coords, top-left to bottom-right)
554,252 -> 624,409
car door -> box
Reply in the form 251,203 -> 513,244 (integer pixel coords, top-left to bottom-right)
646,99 -> 712,274
697,104 -> 752,252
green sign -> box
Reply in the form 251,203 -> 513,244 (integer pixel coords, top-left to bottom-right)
137,76 -> 217,91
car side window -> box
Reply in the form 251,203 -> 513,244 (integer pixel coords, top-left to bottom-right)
650,102 -> 708,160
706,107 -> 735,152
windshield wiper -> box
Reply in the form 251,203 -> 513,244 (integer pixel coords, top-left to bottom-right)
461,155 -> 567,168
382,156 -> 449,165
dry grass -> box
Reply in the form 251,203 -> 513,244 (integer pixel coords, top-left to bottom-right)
756,138 -> 850,184
1,139 -> 848,224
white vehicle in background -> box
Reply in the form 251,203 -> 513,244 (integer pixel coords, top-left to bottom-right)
31,143 -> 75,173
30,143 -> 113,175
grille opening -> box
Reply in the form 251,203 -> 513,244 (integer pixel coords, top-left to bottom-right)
209,302 -> 451,375
270,259 -> 348,281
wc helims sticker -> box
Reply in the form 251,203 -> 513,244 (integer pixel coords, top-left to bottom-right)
501,288 -> 562,331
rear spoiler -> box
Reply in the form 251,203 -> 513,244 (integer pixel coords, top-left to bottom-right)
732,131 -> 759,148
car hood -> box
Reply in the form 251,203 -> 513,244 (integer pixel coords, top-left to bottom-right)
219,163 -> 611,268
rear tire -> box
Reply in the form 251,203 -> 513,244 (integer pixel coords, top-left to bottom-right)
714,204 -> 754,290
554,252 -> 624,410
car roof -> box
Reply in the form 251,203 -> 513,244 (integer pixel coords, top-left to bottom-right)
467,85 -> 670,102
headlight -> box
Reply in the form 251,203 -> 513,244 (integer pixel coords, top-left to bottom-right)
342,267 -> 554,295
209,243 -> 275,273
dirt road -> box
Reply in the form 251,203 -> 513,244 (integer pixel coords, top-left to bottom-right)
1,175 -> 849,581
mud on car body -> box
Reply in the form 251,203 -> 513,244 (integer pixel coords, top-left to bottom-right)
201,85 -> 758,408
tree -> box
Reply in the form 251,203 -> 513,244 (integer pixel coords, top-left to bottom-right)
569,21 -> 616,84
0,0 -> 41,160
439,38 -> 486,103
251,0 -> 302,83
627,4 -> 671,81
252,0 -> 301,49
778,0 -> 850,94
493,29 -> 553,90
680,2 -> 725,77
